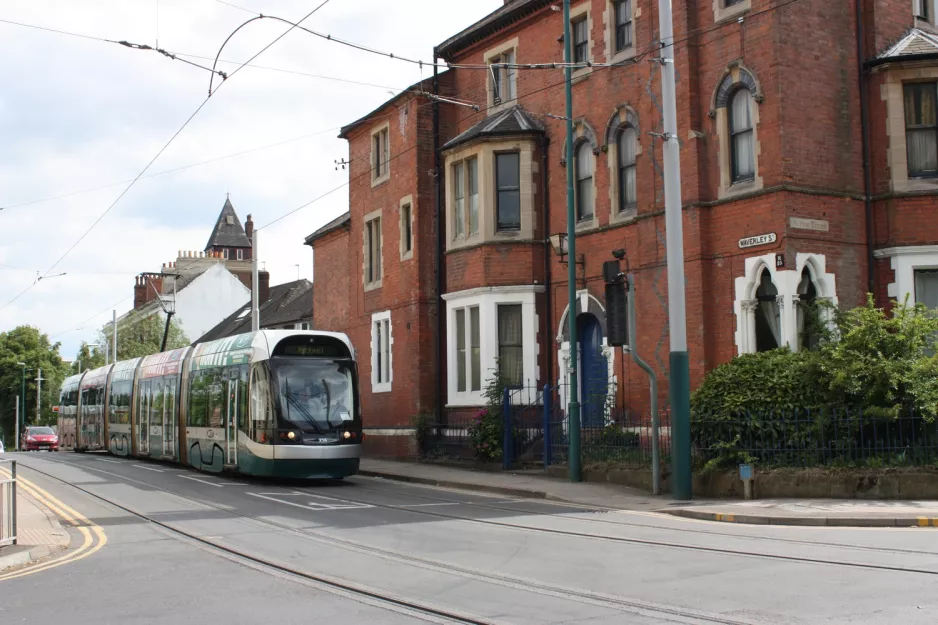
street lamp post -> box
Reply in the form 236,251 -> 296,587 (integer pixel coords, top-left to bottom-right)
562,0 -> 582,483
16,362 -> 26,447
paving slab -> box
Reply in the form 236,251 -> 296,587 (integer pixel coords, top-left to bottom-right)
360,459 -> 938,527
0,487 -> 71,571
359,459 -> 665,511
664,498 -> 938,527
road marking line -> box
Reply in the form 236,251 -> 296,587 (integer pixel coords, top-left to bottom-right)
179,475 -> 223,487
97,459 -> 122,464
133,464 -> 164,472
396,502 -> 461,508
248,492 -> 373,511
0,471 -> 107,582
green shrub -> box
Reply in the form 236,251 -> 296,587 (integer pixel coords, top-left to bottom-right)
690,295 -> 938,470
467,408 -> 502,461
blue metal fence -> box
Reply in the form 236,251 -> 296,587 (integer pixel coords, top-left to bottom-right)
419,383 -> 938,474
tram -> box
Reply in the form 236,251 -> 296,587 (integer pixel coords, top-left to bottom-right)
56,330 -> 362,479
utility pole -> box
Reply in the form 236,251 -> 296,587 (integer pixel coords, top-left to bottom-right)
562,0 -> 581,483
251,229 -> 260,332
36,368 -> 44,425
112,310 -> 118,364
17,362 -> 26,432
657,0 -> 692,499
15,396 -> 20,451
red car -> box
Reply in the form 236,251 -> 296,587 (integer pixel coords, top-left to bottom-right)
23,426 -> 59,452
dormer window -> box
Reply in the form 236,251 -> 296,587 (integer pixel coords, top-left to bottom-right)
490,50 -> 517,105
226,215 -> 234,225
573,18 -> 589,63
371,123 -> 391,186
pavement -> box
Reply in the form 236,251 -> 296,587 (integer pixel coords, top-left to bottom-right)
0,483 -> 71,572
360,458 -> 938,527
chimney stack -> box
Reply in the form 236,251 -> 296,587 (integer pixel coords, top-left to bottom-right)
245,214 -> 254,244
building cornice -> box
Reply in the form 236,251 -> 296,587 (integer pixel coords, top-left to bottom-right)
442,284 -> 545,301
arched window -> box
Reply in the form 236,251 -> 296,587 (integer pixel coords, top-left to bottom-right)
796,267 -> 819,351
617,127 -> 637,212
729,89 -> 755,183
755,268 -> 780,352
575,141 -> 594,221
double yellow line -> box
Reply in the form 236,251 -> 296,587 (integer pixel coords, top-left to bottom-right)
0,468 -> 107,582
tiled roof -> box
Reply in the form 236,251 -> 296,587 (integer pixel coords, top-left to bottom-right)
436,0 -> 551,60
879,28 -> 938,59
205,197 -> 251,250
442,105 -> 545,151
304,212 -> 351,246
194,279 -> 313,344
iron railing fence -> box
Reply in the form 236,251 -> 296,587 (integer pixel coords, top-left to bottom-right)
691,407 -> 938,470
0,459 -> 17,547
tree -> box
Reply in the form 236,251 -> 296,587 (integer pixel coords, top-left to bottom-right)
0,326 -> 70,445
71,312 -> 189,375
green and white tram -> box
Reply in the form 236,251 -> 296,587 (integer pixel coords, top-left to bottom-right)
57,330 -> 362,479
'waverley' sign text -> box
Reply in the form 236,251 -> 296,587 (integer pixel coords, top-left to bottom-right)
738,233 -> 777,249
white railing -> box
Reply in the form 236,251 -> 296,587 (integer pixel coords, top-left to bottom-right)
0,459 -> 16,547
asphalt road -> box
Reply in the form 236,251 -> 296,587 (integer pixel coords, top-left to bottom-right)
3,451 -> 938,624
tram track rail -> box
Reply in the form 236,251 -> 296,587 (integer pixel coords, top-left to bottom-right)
25,454 -> 938,577
17,456 -> 771,625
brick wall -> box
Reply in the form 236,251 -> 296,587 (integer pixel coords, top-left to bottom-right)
313,0 -> 938,456
312,228 -> 351,332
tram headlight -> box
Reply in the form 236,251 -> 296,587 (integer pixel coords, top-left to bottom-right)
287,431 -> 296,440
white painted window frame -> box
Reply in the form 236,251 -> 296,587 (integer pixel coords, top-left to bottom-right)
556,290 -> 617,425
733,252 -> 837,355
371,310 -> 392,393
875,246 -> 938,307
443,286 -> 543,407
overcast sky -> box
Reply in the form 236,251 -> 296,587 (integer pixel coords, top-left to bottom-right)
0,0 -> 501,359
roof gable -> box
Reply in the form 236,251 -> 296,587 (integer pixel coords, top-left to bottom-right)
205,197 -> 251,250
879,28 -> 938,59
305,211 -> 351,246
442,105 -> 545,151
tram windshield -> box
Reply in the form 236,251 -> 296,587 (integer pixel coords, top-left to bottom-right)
271,361 -> 357,433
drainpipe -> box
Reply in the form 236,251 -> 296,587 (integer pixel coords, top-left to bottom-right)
542,134 -> 554,386
433,48 -> 445,426
856,0 -> 875,294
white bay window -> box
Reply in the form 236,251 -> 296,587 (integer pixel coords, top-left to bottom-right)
444,286 -> 543,406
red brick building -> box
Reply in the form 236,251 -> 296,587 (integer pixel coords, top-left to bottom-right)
307,0 -> 938,454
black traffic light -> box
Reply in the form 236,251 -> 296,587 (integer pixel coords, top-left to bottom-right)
604,260 -> 628,347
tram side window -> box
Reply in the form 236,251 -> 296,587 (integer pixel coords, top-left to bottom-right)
189,372 -> 208,427
250,364 -> 272,444
165,376 -> 177,426
208,370 -> 224,429
238,365 -> 249,431
152,379 -> 164,428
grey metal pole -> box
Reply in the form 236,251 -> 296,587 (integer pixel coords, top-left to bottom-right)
112,310 -> 118,364
11,460 -> 16,545
627,274 -> 660,495
657,0 -> 692,499
14,397 -> 19,452
251,229 -> 260,332
36,368 -> 42,425
562,0 -> 582,483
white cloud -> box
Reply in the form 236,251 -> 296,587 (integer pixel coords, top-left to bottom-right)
0,0 -> 502,357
